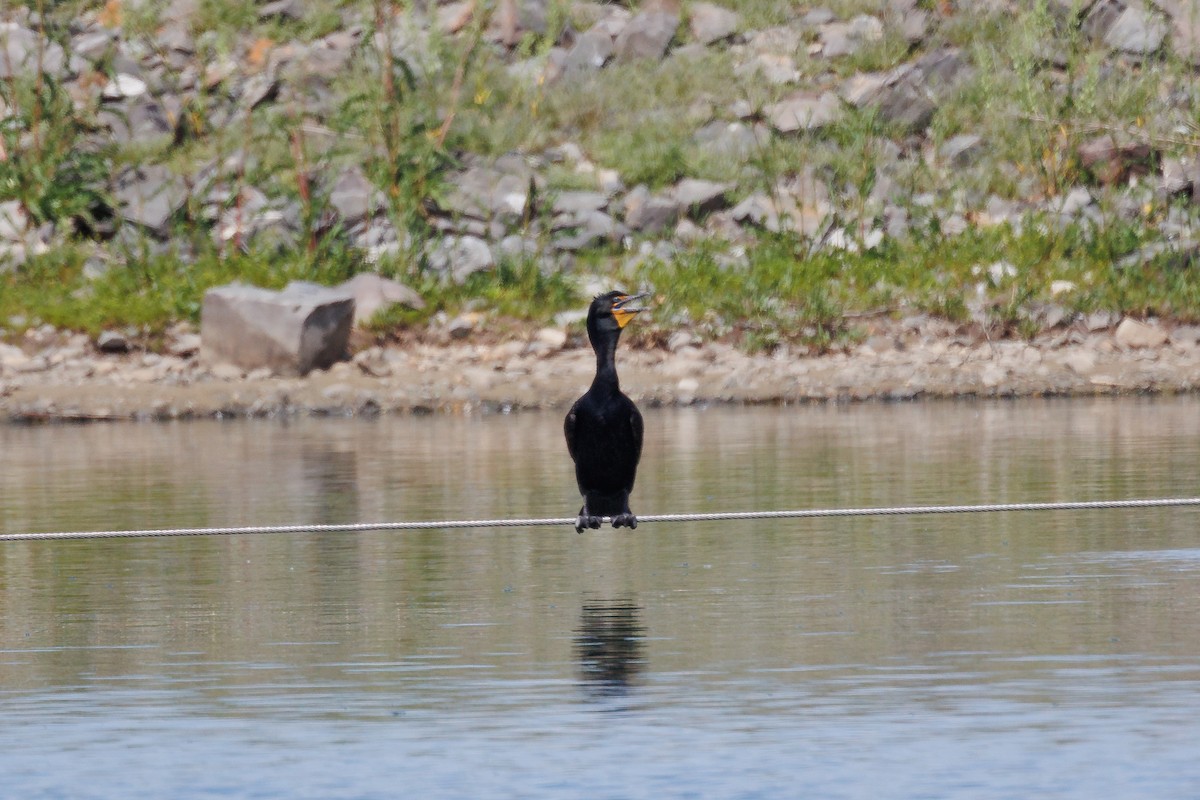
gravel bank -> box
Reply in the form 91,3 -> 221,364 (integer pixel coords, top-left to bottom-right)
4,317 -> 1199,422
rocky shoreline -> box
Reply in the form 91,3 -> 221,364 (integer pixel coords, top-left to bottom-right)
3,314 -> 1198,422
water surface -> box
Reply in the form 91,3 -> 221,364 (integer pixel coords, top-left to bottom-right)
3,398 -> 1200,798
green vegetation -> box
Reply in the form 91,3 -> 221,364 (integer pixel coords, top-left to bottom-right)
4,0 -> 1200,352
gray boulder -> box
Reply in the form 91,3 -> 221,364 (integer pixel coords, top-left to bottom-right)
0,23 -> 66,79
766,91 -> 844,133
114,165 -> 189,235
614,9 -> 680,61
201,282 -> 355,376
624,186 -> 681,233
337,272 -> 425,326
328,165 -> 383,225
689,2 -> 740,44
426,235 -> 495,282
671,178 -> 732,215
562,28 -> 615,72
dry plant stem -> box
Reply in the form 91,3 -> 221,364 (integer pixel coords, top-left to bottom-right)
289,113 -> 316,255
435,1 -> 490,147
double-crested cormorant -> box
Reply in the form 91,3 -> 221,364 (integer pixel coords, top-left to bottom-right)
564,291 -> 647,533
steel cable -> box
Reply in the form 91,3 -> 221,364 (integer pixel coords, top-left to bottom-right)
3,497 -> 1199,542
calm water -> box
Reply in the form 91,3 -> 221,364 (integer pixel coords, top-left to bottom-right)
3,398 -> 1200,798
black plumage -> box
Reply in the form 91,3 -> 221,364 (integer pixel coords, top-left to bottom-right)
564,291 -> 647,533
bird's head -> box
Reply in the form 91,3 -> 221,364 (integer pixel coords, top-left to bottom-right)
587,291 -> 648,338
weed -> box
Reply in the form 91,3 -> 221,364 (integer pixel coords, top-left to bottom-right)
0,73 -> 113,234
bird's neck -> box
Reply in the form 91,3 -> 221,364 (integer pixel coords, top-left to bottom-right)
591,332 -> 621,391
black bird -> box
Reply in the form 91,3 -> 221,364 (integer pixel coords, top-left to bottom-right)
564,291 -> 647,533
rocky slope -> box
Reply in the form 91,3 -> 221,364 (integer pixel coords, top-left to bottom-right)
5,0 -> 1200,418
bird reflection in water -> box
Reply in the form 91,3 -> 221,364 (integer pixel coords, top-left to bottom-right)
574,598 -> 645,702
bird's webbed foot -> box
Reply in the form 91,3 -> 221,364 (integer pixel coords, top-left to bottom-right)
611,512 -> 638,530
575,508 -> 604,533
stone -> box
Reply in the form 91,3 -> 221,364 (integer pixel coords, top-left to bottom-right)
676,376 -> 700,404
258,0 -> 305,21
426,235 -> 495,283
337,272 -> 425,325
1062,350 -> 1097,375
168,333 -> 202,357
1114,317 -> 1168,348
535,327 -> 568,350
1159,0 -> 1200,64
766,91 -> 843,133
200,282 -> 356,376
1085,0 -> 1167,54
553,210 -> 625,250
694,120 -> 772,160
940,134 -> 984,168
114,165 -> 189,234
1078,135 -> 1154,185
0,201 -> 28,242
100,99 -> 175,147
439,164 -> 533,222
671,178 -> 731,215
875,80 -> 936,132
328,165 -> 380,224
1160,157 -> 1195,195
562,28 -> 614,72
552,191 -> 609,215
624,187 -> 681,233
102,73 -> 149,100
96,330 -> 131,353
613,9 -> 680,61
0,23 -> 66,79
735,52 -> 800,84
689,2 -> 739,44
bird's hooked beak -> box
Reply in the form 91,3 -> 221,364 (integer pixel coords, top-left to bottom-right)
612,293 -> 649,329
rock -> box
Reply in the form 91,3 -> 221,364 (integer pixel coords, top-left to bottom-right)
562,28 -> 615,72
168,333 -> 202,357
1084,0 -> 1167,54
689,2 -> 739,44
1160,157 -> 1196,195
624,186 -> 681,233
337,272 -> 425,325
676,376 -> 700,404
1170,325 -> 1200,346
876,79 -> 936,132
766,91 -> 843,133
1062,350 -> 1097,375
553,210 -> 625,250
102,73 -> 149,100
328,165 -> 381,225
446,313 -> 479,340
426,235 -> 495,282
552,190 -> 609,215
1078,135 -> 1154,185
200,282 -> 356,376
1160,0 -> 1200,64
114,165 -> 189,234
100,99 -> 176,148
0,23 -> 66,79
96,330 -> 131,353
817,15 -> 883,58
614,9 -> 680,61
671,178 -> 731,215
694,120 -> 771,160
0,201 -> 28,242
0,343 -> 30,371
439,164 -> 533,222
258,0 -> 305,21
535,327 -> 568,350
940,134 -> 984,168
1114,317 -> 1168,349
